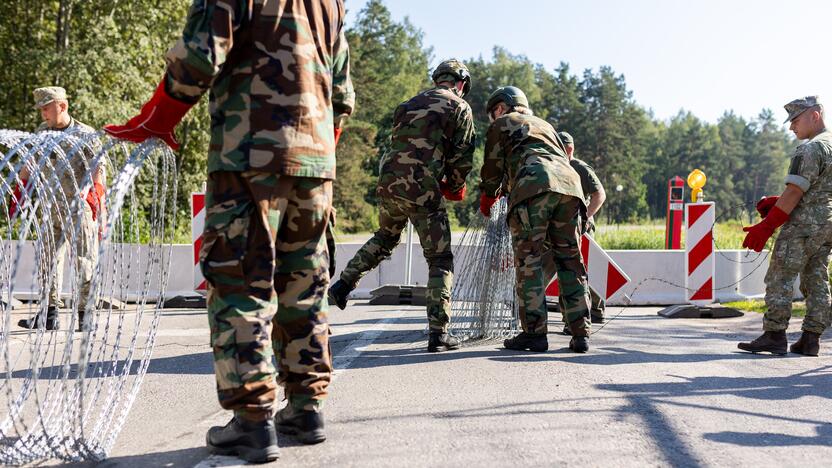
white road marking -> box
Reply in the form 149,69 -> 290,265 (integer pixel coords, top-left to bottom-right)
331,316 -> 401,377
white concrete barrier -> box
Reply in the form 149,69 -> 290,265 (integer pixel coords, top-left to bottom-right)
333,243 -> 788,306
6,241 -> 789,305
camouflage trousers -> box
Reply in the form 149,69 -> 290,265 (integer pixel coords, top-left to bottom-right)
508,192 -> 590,336
48,202 -> 97,312
560,285 -> 605,321
201,171 -> 333,421
339,197 -> 453,332
763,231 -> 832,334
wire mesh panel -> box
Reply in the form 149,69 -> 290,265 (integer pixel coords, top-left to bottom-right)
450,198 -> 518,342
0,129 -> 177,464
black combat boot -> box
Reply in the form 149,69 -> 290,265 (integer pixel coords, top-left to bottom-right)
503,332 -> 548,352
206,416 -> 280,463
561,324 -> 572,336
428,332 -> 460,352
737,331 -> 787,355
590,314 -> 605,324
275,405 -> 326,444
327,279 -> 352,310
18,307 -> 59,331
569,336 -> 590,353
790,331 -> 820,357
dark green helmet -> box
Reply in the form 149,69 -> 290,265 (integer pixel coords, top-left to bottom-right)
486,86 -> 529,113
432,59 -> 472,97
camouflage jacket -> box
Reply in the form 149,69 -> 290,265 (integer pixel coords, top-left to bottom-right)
165,0 -> 355,179
480,112 -> 584,211
780,129 -> 832,238
570,157 -> 603,205
376,86 -> 476,207
35,118 -> 98,201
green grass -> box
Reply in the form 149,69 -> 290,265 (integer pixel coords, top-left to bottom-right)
333,220 -> 754,251
593,225 -> 665,250
722,300 -> 806,317
593,221 -> 747,250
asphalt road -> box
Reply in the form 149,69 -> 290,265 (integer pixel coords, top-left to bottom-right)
66,302 -> 832,467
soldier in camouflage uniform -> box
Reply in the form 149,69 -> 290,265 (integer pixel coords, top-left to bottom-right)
15,87 -> 104,333
479,86 -> 592,353
739,96 -> 832,357
557,131 -> 607,333
328,59 -> 476,353
105,0 -> 354,462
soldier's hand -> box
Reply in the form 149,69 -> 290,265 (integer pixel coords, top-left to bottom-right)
8,179 -> 27,219
581,216 -> 595,235
480,193 -> 499,217
755,196 -> 779,218
104,78 -> 194,151
742,206 -> 789,252
439,179 -> 466,201
84,182 -> 106,221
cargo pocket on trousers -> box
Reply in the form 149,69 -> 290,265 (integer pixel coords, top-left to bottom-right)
515,203 -> 532,232
200,202 -> 251,290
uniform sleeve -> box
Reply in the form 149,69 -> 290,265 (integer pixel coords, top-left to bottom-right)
331,13 -> 355,126
479,121 -> 505,197
785,142 -> 821,192
580,161 -> 603,195
443,103 -> 476,191
164,0 -> 246,103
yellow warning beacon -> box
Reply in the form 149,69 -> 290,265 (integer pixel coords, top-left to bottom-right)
687,169 -> 707,203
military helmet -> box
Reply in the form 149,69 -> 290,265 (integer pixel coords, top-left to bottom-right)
432,59 -> 472,97
486,86 -> 529,113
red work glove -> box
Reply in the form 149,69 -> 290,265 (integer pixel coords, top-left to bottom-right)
85,182 -> 106,221
742,206 -> 789,252
334,127 -> 343,146
8,178 -> 27,219
104,78 -> 194,151
439,179 -> 466,201
755,196 -> 779,218
480,193 -> 499,217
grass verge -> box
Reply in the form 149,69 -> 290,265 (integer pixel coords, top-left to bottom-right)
723,299 -> 806,317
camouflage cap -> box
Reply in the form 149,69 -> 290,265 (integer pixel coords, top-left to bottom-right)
558,131 -> 574,145
32,86 -> 68,109
783,96 -> 821,123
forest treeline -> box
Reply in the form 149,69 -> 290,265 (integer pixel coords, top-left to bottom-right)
0,0 -> 794,238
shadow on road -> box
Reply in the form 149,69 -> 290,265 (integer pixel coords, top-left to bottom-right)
0,352 -> 216,379
63,446 -> 207,467
597,365 -> 832,402
487,346 -> 789,366
704,423 -> 832,447
597,364 -> 832,462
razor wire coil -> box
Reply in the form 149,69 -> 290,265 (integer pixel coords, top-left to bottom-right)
0,128 -> 177,465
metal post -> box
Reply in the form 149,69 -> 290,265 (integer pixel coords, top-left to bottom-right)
405,221 -> 413,284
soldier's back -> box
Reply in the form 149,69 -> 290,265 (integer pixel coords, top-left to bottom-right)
490,113 -> 584,209
377,87 -> 470,206
166,0 -> 354,178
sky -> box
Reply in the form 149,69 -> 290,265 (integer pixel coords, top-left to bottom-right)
345,0 -> 832,124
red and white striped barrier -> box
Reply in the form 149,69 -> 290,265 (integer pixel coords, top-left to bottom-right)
685,202 -> 715,304
545,234 -> 631,302
192,193 -> 207,293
